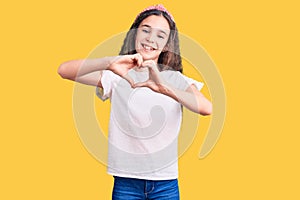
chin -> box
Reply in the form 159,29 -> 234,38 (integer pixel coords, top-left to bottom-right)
138,51 -> 158,61
141,55 -> 155,61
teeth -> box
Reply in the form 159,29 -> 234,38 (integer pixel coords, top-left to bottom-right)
142,44 -> 154,51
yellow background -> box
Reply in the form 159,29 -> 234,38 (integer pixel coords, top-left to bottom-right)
1,0 -> 299,199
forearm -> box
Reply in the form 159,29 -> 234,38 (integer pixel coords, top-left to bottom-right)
159,83 -> 212,115
57,56 -> 115,81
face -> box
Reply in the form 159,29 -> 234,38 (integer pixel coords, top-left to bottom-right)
135,15 -> 171,62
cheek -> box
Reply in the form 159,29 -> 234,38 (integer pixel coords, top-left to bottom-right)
135,32 -> 143,47
159,34 -> 170,48
134,36 -> 140,49
135,30 -> 145,41
158,40 -> 168,50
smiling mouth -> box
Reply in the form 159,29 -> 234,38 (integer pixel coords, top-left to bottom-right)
141,43 -> 156,51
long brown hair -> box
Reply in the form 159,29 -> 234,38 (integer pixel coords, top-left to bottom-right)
119,9 -> 182,73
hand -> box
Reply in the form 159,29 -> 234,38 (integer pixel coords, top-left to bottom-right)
108,53 -> 143,86
134,60 -> 167,93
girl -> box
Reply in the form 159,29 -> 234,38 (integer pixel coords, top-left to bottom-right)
58,4 -> 212,200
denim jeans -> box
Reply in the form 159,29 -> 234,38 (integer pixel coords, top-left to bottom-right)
112,176 -> 180,200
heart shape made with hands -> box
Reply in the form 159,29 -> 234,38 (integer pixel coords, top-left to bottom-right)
109,53 -> 165,92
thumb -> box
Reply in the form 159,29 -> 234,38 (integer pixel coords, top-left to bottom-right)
123,74 -> 134,87
133,81 -> 148,88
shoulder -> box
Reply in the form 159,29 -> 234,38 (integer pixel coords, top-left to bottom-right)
161,70 -> 204,91
161,70 -> 189,84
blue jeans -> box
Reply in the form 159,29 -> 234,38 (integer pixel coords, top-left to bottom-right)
112,176 -> 180,200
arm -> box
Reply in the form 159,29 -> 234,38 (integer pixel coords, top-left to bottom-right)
133,60 -> 212,115
57,54 -> 143,87
158,83 -> 212,115
57,57 -> 112,87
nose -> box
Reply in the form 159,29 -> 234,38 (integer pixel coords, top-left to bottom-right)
146,33 -> 155,43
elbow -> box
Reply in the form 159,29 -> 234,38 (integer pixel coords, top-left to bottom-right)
199,103 -> 212,116
57,61 -> 73,80
57,62 -> 67,79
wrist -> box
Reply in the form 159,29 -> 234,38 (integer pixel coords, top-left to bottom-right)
106,56 -> 122,71
158,83 -> 178,101
105,56 -> 115,70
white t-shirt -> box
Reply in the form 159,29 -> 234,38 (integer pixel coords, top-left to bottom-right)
96,69 -> 203,180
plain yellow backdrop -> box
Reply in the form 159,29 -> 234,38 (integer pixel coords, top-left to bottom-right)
1,0 -> 299,199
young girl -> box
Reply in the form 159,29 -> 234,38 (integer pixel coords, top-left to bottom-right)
58,4 -> 212,200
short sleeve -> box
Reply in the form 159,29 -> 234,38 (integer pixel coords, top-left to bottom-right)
179,72 -> 204,91
95,70 -> 121,101
162,71 -> 204,91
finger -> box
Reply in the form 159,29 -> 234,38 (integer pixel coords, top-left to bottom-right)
130,53 -> 142,67
135,53 -> 143,67
123,74 -> 134,87
141,60 -> 156,68
141,61 -> 150,68
133,81 -> 148,88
